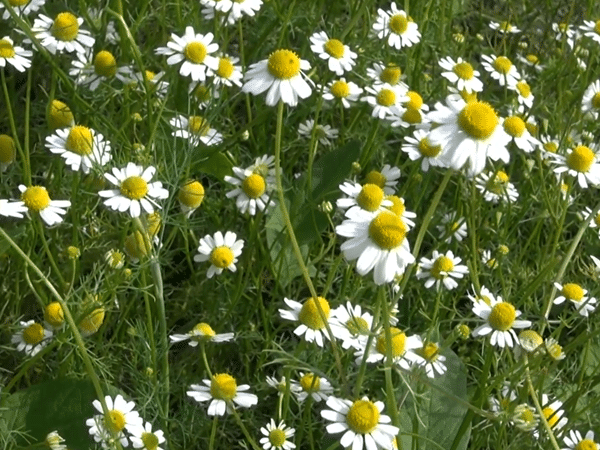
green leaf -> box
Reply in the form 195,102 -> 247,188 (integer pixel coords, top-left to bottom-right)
197,152 -> 233,180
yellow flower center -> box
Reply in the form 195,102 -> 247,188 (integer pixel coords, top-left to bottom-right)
431,255 -> 454,279
79,308 -> 105,336
519,330 -> 543,351
144,70 -> 156,81
192,84 -> 211,103
141,432 -> 159,450
0,39 -> 16,58
376,326 -> 406,357
402,107 -> 422,124
178,180 -> 205,208
566,145 -> 595,173
93,50 -> 117,78
389,14 -> 409,34
323,38 -> 345,59
184,41 -> 207,64
48,99 -> 74,130
488,302 -> 516,331
417,342 -> 440,361
23,322 -> 44,344
241,173 -> 266,199
105,410 -> 126,433
300,373 -> 321,392
187,116 -> 210,136
486,171 -> 510,194
595,20 -> 600,35
543,141 -> 558,153
298,296 -> 330,330
405,91 -> 423,109
492,56 -> 512,74
364,171 -> 387,189
518,407 -> 536,423
192,322 -> 216,337
542,407 -> 559,428
562,283 -> 584,302
209,246 -> 235,269
575,440 -> 597,450
52,12 -> 80,42
380,65 -> 401,85
592,93 -> 600,109
66,125 -> 93,155
269,429 -> 286,447
210,373 -> 237,400
22,186 -> 51,211
217,57 -> 234,78
526,54 -> 539,64
376,88 -> 396,107
330,80 -> 350,98
44,302 -> 64,327
345,316 -> 369,335
267,49 -> 301,80
453,61 -> 474,80
385,196 -> 406,216
418,137 -> 442,157
8,0 -> 30,5
516,81 -> 531,98
369,211 -> 407,250
499,21 -> 513,32
0,134 -> 16,164
356,183 -> 385,211
457,101 -> 498,140
346,399 -> 381,434
503,116 -> 526,138
120,176 -> 148,200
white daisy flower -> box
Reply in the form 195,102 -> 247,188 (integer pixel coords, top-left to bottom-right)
11,320 -> 52,356
69,49 -> 132,91
44,430 -> 67,450
363,165 -> 401,196
266,375 -> 296,394
321,396 -> 399,450
413,340 -> 447,378
45,125 -> 111,173
508,79 -> 534,109
298,119 -> 339,147
0,0 -> 45,20
537,394 -> 568,437
481,54 -> 521,87
417,250 -> 469,290
169,114 -> 223,146
329,301 -> 374,350
279,296 -> 333,347
517,53 -> 544,72
19,185 -> 71,226
581,79 -> 600,119
545,337 -> 566,361
129,421 -> 166,450
336,181 -> 392,214
475,170 -> 519,203
354,326 -> 421,369
489,383 -> 518,415
132,70 -> 169,98
362,83 -> 409,119
552,144 -> 600,188
552,22 -> 576,49
309,31 -> 357,76
336,208 -> 415,285
502,115 -> 540,153
155,26 -> 219,82
177,180 -> 205,217
260,419 -> 295,450
579,20 -> 600,44
389,90 -> 430,128
0,198 -> 27,218
194,231 -> 244,278
436,213 -> 467,243
372,3 -> 421,49
0,36 -> 32,72
553,282 -> 597,317
481,249 -> 498,269
489,21 -> 521,34
366,62 -> 407,89
212,54 -> 243,87
562,429 -> 598,450
290,372 -> 334,403
224,156 -> 276,215
200,0 -> 263,25
439,56 -> 483,93
322,78 -> 363,108
188,82 -> 220,108
86,394 -> 143,449
402,128 -> 445,172
471,293 -> 531,348
98,163 -> 169,217
169,322 -> 234,346
384,195 -> 417,229
242,48 -> 312,107
31,12 -> 95,55
187,373 -> 258,416
426,96 -> 511,176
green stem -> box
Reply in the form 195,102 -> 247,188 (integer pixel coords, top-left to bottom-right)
209,415 -> 218,450
231,409 -> 262,450
34,219 -> 68,292
200,343 -> 213,378
525,357 -> 560,450
238,20 -> 253,129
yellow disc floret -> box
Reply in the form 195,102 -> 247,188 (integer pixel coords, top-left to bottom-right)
105,410 -> 126,433
375,327 -> 406,357
0,134 -> 16,164
120,176 -> 148,200
184,41 -> 207,64
431,255 -> 454,279
592,93 -> 600,109
385,195 -> 406,216
405,91 -> 423,109
330,80 -> 350,98
66,125 -> 93,155
188,116 -> 210,136
389,14 -> 409,34
241,173 -> 266,199
380,65 -> 401,85
417,342 -> 440,361
52,12 -> 79,42
492,56 -> 512,74
217,57 -> 234,78
364,170 -> 387,189
376,88 -> 396,106
141,432 -> 159,450
418,137 -> 442,157
356,183 -> 385,212
324,38 -> 345,59
488,302 -> 516,331
22,186 -> 50,211
566,145 -> 595,173
542,407 -> 559,428
267,49 -> 301,80
192,322 -> 216,338
209,246 -> 234,269
44,302 -> 64,328
516,81 -> 531,98
269,429 -> 286,447
178,180 -> 205,209
369,212 -> 407,250
300,373 -> 321,392
402,107 -> 422,124
453,61 -> 474,80
457,101 -> 498,140
562,283 -> 584,302
298,296 -> 330,330
23,322 -> 44,344
346,399 -> 381,434
503,116 -> 526,138
8,0 -> 30,6
79,307 -> 105,336
48,99 -> 74,130
93,50 -> 117,77
210,373 -> 237,400
0,39 -> 15,58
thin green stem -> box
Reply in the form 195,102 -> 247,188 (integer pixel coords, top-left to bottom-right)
34,219 -> 68,292
209,415 -> 218,450
525,356 -> 560,450
231,408 -> 262,450
200,343 -> 214,378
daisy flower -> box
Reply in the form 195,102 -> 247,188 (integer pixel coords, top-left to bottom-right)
538,394 -> 568,436
188,82 -> 220,108
187,373 -> 258,416
366,62 -> 407,89
552,22 -> 576,49
44,301 -> 65,330
363,165 -> 401,195
475,170 -> 519,203
86,394 -> 143,448
336,208 -> 415,285
129,422 -> 166,450
99,163 -> 168,217
194,231 -> 244,278
579,20 -> 600,44
0,36 -> 32,72
45,125 -> 111,173
354,326 -> 421,369
329,301 -> 374,350
322,78 -> 363,108
489,21 -> 521,34
471,293 -> 531,347
170,114 -> 223,146
481,249 -> 498,269
402,128 -> 445,172
298,119 -> 339,147
489,384 -> 518,416
69,49 -> 132,91
336,181 -> 392,214
0,133 -> 16,171
201,0 -> 263,25
12,320 -> 52,356
552,144 -> 600,188
439,56 -> 483,93
502,115 -> 540,153
19,185 -> 71,226
155,27 -> 219,82
545,337 -> 565,361
509,79 -> 534,109
170,322 -> 234,346
225,156 -> 275,215
266,375 -> 296,394
553,282 -> 597,317
517,53 -> 544,72
518,329 -> 544,353
481,54 -> 520,87
417,250 -> 469,290
177,180 -> 204,216
44,430 -> 66,450
512,404 -> 539,432
309,31 -> 357,76
242,48 -> 312,107
563,430 -> 599,450
539,134 -> 560,158
581,80 -> 600,119
260,419 -> 295,450
362,83 -> 409,119
389,90 -> 430,128
47,99 -> 75,131
413,341 -> 447,378
132,70 -> 169,98
0,0 -> 45,20
0,198 -> 27,219
384,195 -> 416,229
31,12 -> 95,55
436,213 -> 467,243
212,54 -> 243,87
279,296 -> 333,347
290,372 -> 333,403
372,3 -> 421,49
321,396 -> 399,450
